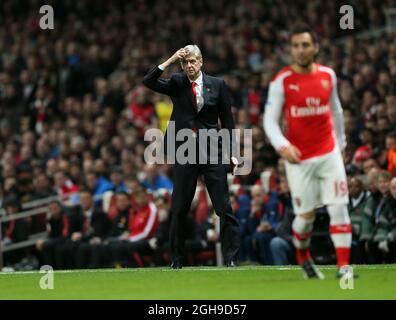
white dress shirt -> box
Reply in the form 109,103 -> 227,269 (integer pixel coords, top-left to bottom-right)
190,71 -> 204,112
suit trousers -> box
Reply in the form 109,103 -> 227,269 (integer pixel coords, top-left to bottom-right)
169,161 -> 240,264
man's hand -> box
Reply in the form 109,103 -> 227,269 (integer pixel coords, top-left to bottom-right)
279,145 -> 302,164
231,156 -> 240,175
378,240 -> 389,253
119,232 -> 129,241
36,239 -> 45,251
90,237 -> 102,245
257,222 -> 272,233
71,232 -> 82,242
159,48 -> 187,69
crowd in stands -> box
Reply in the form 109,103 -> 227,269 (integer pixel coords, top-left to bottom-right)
1,0 -> 396,270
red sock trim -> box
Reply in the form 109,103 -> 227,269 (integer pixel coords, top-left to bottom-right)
329,224 -> 352,234
292,230 -> 313,241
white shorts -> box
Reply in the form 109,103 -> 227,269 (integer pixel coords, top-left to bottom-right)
284,147 -> 348,215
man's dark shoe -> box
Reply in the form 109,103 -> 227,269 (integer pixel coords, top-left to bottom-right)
170,261 -> 182,269
301,259 -> 324,279
226,261 -> 237,268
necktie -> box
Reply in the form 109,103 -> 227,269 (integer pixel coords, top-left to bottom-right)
192,82 -> 198,112
192,81 -> 198,134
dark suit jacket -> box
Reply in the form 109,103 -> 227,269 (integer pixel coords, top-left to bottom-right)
143,66 -> 236,162
68,207 -> 111,241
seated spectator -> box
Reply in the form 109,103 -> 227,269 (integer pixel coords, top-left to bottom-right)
99,192 -> 136,267
84,171 -> 113,206
352,145 -> 372,173
142,164 -> 173,193
36,200 -> 69,269
386,131 -> 396,176
373,177 -> 396,262
270,176 -> 295,265
1,194 -> 30,267
53,170 -> 79,206
56,189 -> 111,269
111,188 -> 159,267
362,158 -> 380,175
74,189 -> 112,268
109,165 -> 127,193
31,173 -> 56,233
247,185 -> 280,265
348,176 -> 371,263
361,171 -> 393,263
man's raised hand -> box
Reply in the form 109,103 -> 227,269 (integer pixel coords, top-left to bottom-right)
160,48 -> 187,69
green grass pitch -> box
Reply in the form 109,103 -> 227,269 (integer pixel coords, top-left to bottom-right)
0,265 -> 395,299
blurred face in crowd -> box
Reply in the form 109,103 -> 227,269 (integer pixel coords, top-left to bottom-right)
125,178 -> 140,194
48,201 -> 62,218
386,136 -> 396,151
377,174 -> 391,195
134,189 -> 148,208
348,177 -> 364,198
387,106 -> 396,124
70,164 -> 81,179
94,159 -> 106,176
279,175 -> 290,193
6,204 -> 19,215
116,193 -> 130,211
390,178 -> 396,199
144,164 -> 158,182
35,173 -> 51,190
80,191 -> 93,211
181,53 -> 202,81
367,168 -> 380,192
54,171 -> 66,187
85,172 -> 97,189
290,32 -> 318,69
251,185 -> 264,205
110,171 -> 123,186
363,158 -> 378,174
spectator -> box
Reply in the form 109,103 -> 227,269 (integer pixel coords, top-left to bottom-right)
361,171 -> 393,263
348,177 -> 371,263
269,176 -> 295,265
372,177 -> 396,262
248,185 -> 280,264
142,164 -> 173,193
109,165 -> 127,193
53,171 -> 79,206
36,200 -> 69,269
84,171 -> 113,206
112,188 -> 159,267
1,194 -> 29,266
73,190 -> 112,268
386,131 -> 396,176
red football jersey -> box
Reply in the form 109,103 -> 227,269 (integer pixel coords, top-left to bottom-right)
265,64 -> 342,160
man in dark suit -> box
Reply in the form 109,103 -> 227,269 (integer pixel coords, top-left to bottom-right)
143,45 -> 240,268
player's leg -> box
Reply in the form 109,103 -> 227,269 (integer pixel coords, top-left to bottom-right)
285,160 -> 324,278
292,210 -> 315,265
318,149 -> 352,275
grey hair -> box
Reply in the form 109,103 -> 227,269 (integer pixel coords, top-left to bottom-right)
183,44 -> 202,59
